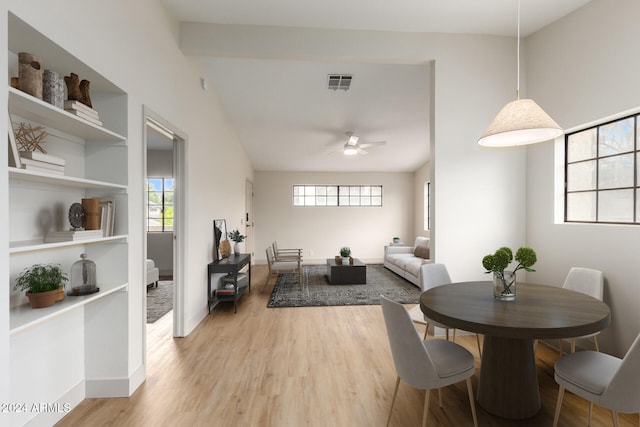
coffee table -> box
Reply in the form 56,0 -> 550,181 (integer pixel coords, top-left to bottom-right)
326,258 -> 366,285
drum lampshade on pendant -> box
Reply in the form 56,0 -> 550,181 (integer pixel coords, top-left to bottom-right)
478,0 -> 563,147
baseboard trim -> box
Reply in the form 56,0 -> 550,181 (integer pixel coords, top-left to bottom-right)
86,364 -> 146,398
24,381 -> 84,427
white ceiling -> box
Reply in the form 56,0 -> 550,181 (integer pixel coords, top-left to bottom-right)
160,0 -> 593,172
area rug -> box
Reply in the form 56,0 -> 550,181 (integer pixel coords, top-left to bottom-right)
267,264 -> 420,308
147,280 -> 173,323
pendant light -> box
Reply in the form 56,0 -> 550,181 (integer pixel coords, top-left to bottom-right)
478,0 -> 562,147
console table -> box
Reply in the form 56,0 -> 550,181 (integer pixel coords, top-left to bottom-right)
207,253 -> 251,313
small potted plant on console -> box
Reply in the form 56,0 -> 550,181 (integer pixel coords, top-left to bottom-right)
14,263 -> 68,308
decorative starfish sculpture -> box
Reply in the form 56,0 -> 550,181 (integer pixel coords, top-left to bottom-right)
14,122 -> 48,153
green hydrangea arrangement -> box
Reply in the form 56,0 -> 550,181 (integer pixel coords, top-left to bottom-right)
482,246 -> 537,279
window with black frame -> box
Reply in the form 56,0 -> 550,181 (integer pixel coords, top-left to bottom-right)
147,178 -> 174,232
293,185 -> 383,207
565,114 -> 639,224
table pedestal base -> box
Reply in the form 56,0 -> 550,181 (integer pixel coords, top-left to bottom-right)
476,335 -> 540,419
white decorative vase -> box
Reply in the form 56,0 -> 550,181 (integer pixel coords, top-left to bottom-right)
493,271 -> 516,301
233,242 -> 240,255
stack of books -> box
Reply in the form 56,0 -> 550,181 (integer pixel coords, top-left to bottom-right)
19,151 -> 65,175
44,229 -> 104,243
64,100 -> 102,126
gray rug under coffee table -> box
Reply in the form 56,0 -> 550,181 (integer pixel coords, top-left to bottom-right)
267,264 -> 420,308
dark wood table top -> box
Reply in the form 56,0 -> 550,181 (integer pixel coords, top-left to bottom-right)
326,258 -> 365,267
420,281 -> 611,340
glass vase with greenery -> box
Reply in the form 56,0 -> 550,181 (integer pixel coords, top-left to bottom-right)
482,247 -> 537,300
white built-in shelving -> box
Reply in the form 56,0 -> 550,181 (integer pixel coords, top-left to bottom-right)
7,12 -> 131,414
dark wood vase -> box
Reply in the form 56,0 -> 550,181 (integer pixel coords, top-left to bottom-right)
26,289 -> 58,308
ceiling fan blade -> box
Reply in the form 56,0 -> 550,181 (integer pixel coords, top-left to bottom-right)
357,140 -> 386,149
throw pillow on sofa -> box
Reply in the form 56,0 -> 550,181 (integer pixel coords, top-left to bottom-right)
413,245 -> 430,259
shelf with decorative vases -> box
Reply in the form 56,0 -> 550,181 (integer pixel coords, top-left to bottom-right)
9,282 -> 129,336
8,87 -> 126,142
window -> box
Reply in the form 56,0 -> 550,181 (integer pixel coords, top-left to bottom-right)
147,178 -> 174,231
293,185 -> 382,206
565,114 -> 639,224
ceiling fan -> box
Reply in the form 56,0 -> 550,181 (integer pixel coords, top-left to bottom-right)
335,132 -> 386,156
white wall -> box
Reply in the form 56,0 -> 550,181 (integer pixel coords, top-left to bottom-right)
4,0 -> 253,421
254,171 -> 414,264
525,0 -> 640,356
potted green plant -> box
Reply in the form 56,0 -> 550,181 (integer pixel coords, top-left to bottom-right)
228,229 -> 245,254
482,246 -> 537,301
339,246 -> 351,264
13,263 -> 68,308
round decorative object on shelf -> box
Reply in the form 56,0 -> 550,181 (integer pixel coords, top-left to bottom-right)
68,253 -> 99,296
68,202 -> 85,229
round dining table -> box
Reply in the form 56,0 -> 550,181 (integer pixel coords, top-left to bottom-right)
420,281 -> 611,419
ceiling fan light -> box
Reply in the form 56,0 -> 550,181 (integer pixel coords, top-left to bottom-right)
348,134 -> 359,144
478,98 -> 563,147
343,146 -> 358,155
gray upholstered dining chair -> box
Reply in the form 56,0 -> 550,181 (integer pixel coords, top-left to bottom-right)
560,267 -> 604,354
380,295 -> 478,427
414,263 -> 482,356
553,332 -> 640,427
265,246 -> 302,290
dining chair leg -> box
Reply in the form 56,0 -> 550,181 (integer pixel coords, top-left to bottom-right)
588,402 -> 594,425
476,334 -> 482,357
571,338 -> 576,353
422,389 -> 431,427
594,336 -> 600,352
445,328 -> 449,341
424,323 -> 431,340
437,388 -> 442,407
466,378 -> 479,427
611,410 -> 620,427
553,386 -> 565,427
452,328 -> 457,342
386,376 -> 401,427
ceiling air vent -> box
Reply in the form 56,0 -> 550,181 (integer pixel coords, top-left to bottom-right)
327,74 -> 352,91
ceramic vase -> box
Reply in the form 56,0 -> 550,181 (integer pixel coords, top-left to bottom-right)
233,242 -> 240,254
43,69 -> 64,108
18,52 -> 43,99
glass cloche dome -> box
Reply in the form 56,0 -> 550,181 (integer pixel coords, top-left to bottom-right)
68,253 -> 99,296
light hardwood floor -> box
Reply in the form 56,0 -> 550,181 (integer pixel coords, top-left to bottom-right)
57,265 -> 637,426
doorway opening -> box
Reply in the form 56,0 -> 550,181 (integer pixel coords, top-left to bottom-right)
143,107 -> 187,342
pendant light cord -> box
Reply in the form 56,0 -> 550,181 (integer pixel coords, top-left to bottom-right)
516,0 -> 521,100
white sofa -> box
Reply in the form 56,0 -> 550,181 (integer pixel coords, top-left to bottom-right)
383,237 -> 431,287
146,259 -> 159,288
